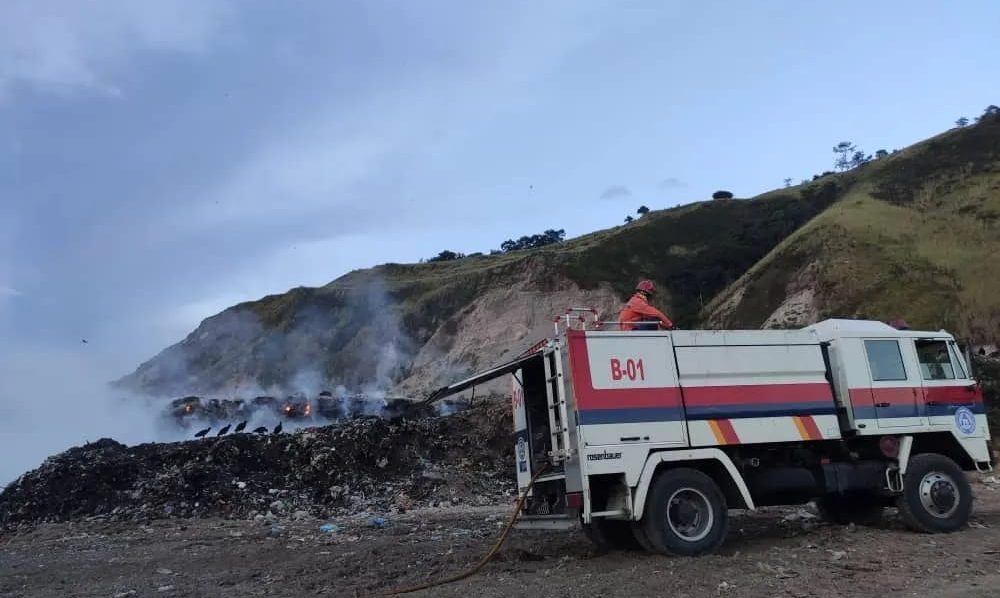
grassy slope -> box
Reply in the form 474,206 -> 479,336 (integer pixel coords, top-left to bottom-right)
707,116 -> 1000,341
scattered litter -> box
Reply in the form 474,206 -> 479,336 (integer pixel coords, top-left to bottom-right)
155,568 -> 173,576
829,550 -> 847,561
369,516 -> 388,529
269,525 -> 285,538
717,581 -> 734,593
983,476 -> 998,485
319,523 -> 340,533
113,591 -> 137,598
156,586 -> 174,593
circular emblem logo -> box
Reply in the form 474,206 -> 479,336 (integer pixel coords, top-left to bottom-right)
954,407 -> 976,435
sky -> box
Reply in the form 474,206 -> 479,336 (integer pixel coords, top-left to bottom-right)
1,0 -> 999,481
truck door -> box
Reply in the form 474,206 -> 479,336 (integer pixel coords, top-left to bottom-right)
914,338 -> 984,435
861,338 -> 923,429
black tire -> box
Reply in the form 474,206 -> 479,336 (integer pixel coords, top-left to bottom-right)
641,468 -> 728,556
582,518 -> 641,551
816,493 -> 884,526
897,453 -> 972,533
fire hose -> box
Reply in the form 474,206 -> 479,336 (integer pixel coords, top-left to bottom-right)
380,463 -> 551,596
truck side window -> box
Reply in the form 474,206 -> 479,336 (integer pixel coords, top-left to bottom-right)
915,339 -> 955,380
864,340 -> 907,381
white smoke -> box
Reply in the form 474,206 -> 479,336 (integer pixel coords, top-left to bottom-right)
0,342 -> 179,488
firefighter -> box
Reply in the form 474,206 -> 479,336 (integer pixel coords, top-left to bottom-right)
619,280 -> 674,331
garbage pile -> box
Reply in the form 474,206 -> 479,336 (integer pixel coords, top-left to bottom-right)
0,401 -> 514,528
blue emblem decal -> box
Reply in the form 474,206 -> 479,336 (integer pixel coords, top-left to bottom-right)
955,406 -> 976,435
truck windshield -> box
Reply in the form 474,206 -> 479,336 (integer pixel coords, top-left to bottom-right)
915,339 -> 957,380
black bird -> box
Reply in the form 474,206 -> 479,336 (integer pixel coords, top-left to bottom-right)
234,420 -> 247,433
81,339 -> 88,344
194,427 -> 211,438
272,422 -> 283,434
216,424 -> 231,437
252,426 -> 268,434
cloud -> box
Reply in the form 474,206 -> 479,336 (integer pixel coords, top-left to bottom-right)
0,0 -> 233,99
658,177 -> 687,190
600,185 -> 632,200
0,286 -> 20,297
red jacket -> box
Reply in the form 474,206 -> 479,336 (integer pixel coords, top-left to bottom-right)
619,293 -> 674,331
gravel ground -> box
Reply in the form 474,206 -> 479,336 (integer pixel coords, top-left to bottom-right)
2,476 -> 998,598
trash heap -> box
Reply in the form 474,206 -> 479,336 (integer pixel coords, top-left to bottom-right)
0,401 -> 514,528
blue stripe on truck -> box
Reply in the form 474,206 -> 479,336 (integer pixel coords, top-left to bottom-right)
684,401 -> 837,420
577,407 -> 685,424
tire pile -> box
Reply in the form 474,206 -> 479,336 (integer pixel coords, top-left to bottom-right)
0,401 -> 515,529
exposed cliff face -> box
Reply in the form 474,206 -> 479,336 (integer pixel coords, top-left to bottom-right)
115,256 -> 621,399
118,116 -> 1000,400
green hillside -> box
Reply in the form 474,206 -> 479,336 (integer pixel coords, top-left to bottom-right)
707,112 -> 1000,342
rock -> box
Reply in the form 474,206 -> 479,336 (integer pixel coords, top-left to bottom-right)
156,568 -> 173,575
292,510 -> 310,520
269,500 -> 286,514
113,591 -> 137,598
269,525 -> 285,538
376,457 -> 389,469
156,586 -> 174,592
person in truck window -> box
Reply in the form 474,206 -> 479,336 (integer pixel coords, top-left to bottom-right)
619,280 -> 674,331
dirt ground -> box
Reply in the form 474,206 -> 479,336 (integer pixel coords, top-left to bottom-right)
2,477 -> 999,598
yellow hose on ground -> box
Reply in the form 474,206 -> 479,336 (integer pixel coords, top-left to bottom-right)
381,463 -> 551,596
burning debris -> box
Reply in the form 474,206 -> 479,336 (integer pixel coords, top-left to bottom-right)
164,392 -> 470,436
0,401 -> 514,529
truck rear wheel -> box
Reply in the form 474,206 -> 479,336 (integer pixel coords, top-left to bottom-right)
897,453 -> 972,533
641,468 -> 728,556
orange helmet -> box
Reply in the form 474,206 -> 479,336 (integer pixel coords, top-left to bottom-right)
636,280 -> 656,294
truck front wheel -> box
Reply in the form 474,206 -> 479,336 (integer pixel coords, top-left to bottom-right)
897,453 -> 972,533
641,467 -> 729,556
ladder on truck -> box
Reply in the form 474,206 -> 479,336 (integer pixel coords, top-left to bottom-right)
543,347 -> 573,464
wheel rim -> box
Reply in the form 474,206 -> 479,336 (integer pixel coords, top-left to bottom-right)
666,487 -> 714,542
918,471 -> 960,519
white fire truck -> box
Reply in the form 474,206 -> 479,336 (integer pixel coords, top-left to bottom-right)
428,313 -> 994,556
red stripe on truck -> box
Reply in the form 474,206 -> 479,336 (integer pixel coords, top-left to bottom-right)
683,383 -> 834,406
